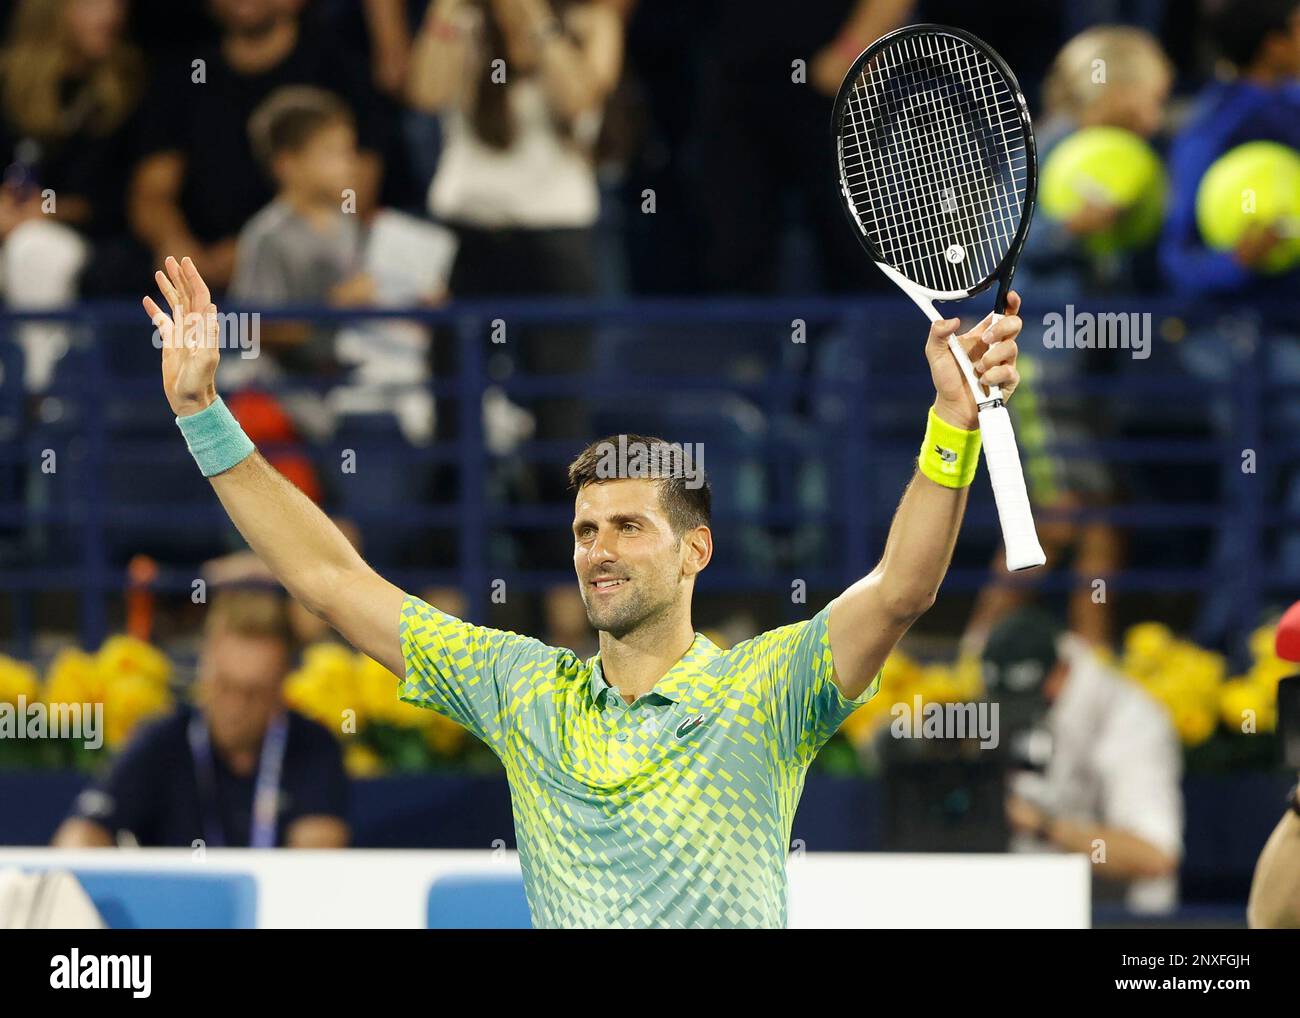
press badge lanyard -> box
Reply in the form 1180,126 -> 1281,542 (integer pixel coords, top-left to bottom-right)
187,712 -> 288,849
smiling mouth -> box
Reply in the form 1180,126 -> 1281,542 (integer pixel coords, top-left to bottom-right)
591,578 -> 628,591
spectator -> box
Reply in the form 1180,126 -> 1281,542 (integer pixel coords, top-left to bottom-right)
230,86 -> 377,379
1159,0 -> 1300,295
407,0 -> 621,299
127,0 -> 390,292
53,589 -> 350,849
0,0 -> 146,389
228,85 -> 440,564
1025,26 -> 1173,295
981,609 -> 1183,913
1159,0 -> 1300,648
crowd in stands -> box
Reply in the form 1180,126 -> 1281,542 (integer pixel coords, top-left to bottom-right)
0,1 -> 1292,306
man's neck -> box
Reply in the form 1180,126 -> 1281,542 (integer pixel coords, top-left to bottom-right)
598,610 -> 696,703
222,19 -> 298,75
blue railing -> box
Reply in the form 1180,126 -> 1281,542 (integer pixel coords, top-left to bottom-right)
0,296 -> 1294,655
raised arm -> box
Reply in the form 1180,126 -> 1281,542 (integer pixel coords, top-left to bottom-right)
143,256 -> 406,675
524,0 -> 624,123
406,0 -> 474,113
827,294 -> 1024,698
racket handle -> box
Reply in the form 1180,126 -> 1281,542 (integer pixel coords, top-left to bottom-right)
977,403 -> 1046,571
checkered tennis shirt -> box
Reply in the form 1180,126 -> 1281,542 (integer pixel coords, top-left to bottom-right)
398,595 -> 878,928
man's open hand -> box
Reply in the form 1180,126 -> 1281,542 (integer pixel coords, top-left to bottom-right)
142,255 -> 220,417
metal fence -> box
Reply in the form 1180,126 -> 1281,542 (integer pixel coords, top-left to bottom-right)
0,296 -> 1294,655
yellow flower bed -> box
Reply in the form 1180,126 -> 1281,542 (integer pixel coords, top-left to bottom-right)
0,635 -> 174,754
283,642 -> 466,774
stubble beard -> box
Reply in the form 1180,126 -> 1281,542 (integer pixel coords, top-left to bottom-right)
581,578 -> 669,639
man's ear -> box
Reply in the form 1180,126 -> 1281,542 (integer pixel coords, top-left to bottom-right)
683,525 -> 712,577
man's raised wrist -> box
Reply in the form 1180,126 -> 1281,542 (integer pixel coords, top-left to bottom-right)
175,395 -> 254,477
173,395 -> 216,418
918,404 -> 982,488
932,398 -> 978,431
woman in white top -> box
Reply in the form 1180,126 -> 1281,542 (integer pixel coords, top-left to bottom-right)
408,0 -> 622,297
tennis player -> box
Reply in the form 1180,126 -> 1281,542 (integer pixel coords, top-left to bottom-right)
144,255 -> 1024,928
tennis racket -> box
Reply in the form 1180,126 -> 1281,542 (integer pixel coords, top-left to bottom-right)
832,23 -> 1046,571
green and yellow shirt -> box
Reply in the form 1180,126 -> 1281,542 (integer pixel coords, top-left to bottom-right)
398,595 -> 878,928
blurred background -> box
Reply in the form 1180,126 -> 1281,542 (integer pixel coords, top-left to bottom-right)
0,0 -> 1298,928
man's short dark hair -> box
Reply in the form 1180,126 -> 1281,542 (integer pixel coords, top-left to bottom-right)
567,434 -> 711,537
247,85 -> 354,172
1205,0 -> 1299,68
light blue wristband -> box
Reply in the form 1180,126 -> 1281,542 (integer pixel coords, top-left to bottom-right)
175,396 -> 255,477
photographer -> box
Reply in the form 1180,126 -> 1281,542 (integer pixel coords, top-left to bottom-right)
981,609 -> 1183,912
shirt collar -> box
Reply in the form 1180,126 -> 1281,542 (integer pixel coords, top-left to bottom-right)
588,632 -> 716,709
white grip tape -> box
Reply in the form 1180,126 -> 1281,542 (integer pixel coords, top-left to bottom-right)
978,403 -> 1046,571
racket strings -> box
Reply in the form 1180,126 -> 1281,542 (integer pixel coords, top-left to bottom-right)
873,36 -> 1006,288
839,31 -> 1029,293
847,39 -> 1000,284
947,34 -> 1025,265
861,40 -> 1020,287
849,38 -> 1022,287
871,41 -> 1022,287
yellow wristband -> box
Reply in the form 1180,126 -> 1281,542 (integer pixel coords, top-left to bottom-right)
918,406 -> 982,488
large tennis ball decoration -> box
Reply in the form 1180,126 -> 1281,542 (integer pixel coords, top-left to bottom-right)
1040,126 -> 1168,254
1196,140 -> 1300,275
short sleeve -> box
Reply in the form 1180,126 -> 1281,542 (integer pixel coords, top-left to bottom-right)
398,595 -> 552,748
751,599 -> 881,763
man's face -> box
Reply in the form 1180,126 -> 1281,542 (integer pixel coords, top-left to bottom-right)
198,630 -> 289,752
573,479 -> 701,638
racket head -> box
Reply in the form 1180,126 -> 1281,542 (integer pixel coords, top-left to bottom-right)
832,23 -> 1037,306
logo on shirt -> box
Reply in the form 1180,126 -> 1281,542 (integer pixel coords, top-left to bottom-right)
675,714 -> 706,740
